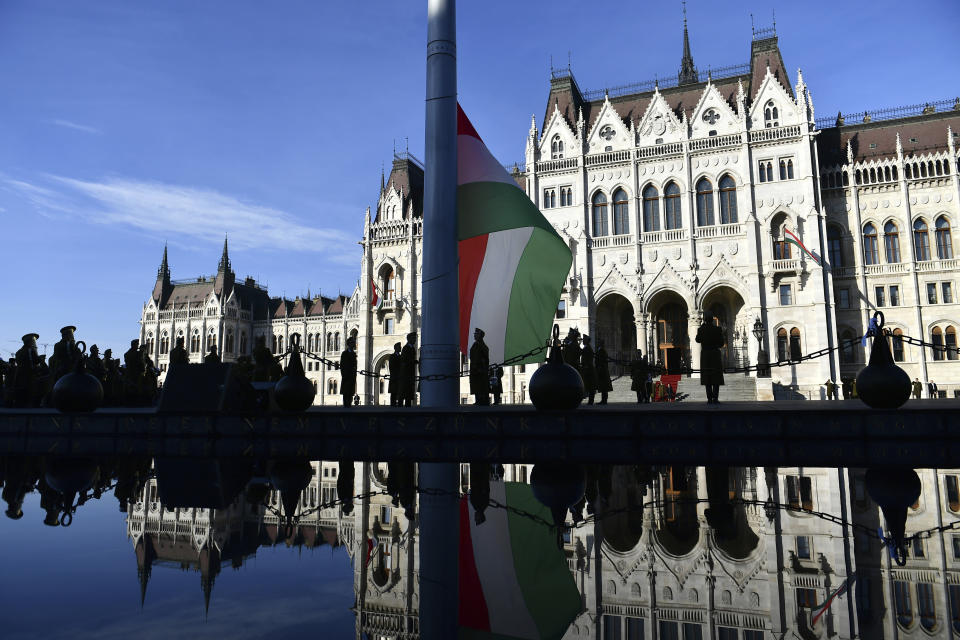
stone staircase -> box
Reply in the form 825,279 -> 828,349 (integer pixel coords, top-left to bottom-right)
606,373 -> 758,403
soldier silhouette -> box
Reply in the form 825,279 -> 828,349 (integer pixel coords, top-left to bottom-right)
630,350 -> 651,404
49,325 -> 78,384
86,344 -> 106,382
562,328 -> 582,374
696,312 -> 725,404
387,342 -> 402,406
595,338 -> 613,405
400,332 -> 418,407
581,335 -> 597,405
169,337 -> 189,365
340,336 -> 358,407
491,366 -> 504,405
204,345 -> 221,364
14,333 -> 40,408
469,328 -> 490,406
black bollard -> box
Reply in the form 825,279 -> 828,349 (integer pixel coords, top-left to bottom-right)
529,325 -> 585,411
856,311 -> 911,409
274,335 -> 315,412
531,463 -> 586,548
51,341 -> 104,413
865,467 -> 921,566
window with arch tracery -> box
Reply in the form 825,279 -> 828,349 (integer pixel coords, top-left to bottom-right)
612,188 -> 629,235
145,332 -> 155,355
932,327 -> 945,361
891,328 -> 905,362
947,326 -> 958,361
550,135 -> 564,160
191,331 -> 201,353
894,581 -> 913,628
207,330 -> 216,350
764,101 -> 779,128
591,192 -> 608,237
884,222 -> 901,263
862,223 -> 879,265
936,216 -> 953,259
383,266 -> 396,301
642,185 -> 660,232
664,182 -> 682,230
240,332 -> 247,355
718,175 -> 737,224
827,226 -> 843,267
225,330 -> 234,354
276,334 -> 283,353
914,219 -> 931,261
159,331 -> 169,355
334,332 -> 341,352
695,178 -> 714,226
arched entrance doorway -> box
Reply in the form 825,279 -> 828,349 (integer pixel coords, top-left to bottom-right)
595,294 -> 636,376
373,353 -> 391,405
699,286 -> 748,369
648,290 -> 689,374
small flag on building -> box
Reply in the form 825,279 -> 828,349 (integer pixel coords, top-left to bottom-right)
458,481 -> 581,639
370,278 -> 380,308
811,574 -> 856,626
784,228 -> 821,265
457,104 -> 572,365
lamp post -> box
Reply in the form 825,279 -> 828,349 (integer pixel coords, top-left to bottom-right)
753,317 -> 770,378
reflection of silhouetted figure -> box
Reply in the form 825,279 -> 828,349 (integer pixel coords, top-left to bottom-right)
337,460 -> 355,515
696,313 -> 725,404
169,337 -> 189,365
204,345 -> 220,364
399,332 -> 418,407
630,351 -> 650,404
387,343 -> 401,406
340,337 -> 358,407
49,325 -> 78,384
14,333 -> 40,407
469,328 -> 490,405
581,335 -> 597,404
1,358 -> 17,407
37,476 -> 61,526
491,367 -> 504,405
595,340 -> 612,405
36,355 -> 53,406
469,463 -> 490,524
3,457 -> 36,520
397,463 -> 416,520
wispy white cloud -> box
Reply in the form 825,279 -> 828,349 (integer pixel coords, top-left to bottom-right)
3,174 -> 356,259
51,119 -> 102,134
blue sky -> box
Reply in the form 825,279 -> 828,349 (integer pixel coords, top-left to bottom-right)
1,0 -> 957,355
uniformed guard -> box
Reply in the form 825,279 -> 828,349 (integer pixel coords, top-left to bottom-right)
387,343 -> 402,406
400,332 -> 418,407
169,337 -> 189,365
562,328 -> 582,374
469,328 -> 490,405
696,313 -> 725,404
204,344 -> 221,364
14,333 -> 40,407
581,334 -> 597,404
630,350 -> 650,404
595,338 -> 613,405
340,336 -> 358,407
86,344 -> 106,382
49,325 -> 78,383
491,366 -> 504,405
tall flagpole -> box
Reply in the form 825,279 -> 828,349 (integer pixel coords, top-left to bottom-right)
420,0 -> 459,637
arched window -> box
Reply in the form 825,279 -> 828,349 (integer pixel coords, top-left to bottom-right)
551,135 -> 564,160
937,160 -> 943,175
145,332 -> 154,355
945,160 -> 951,174
207,329 -> 216,350
787,159 -> 794,179
928,161 -> 935,177
779,160 -> 787,181
276,334 -> 283,353
695,178 -> 714,227
191,330 -> 201,353
884,166 -> 891,182
947,326 -> 958,361
895,581 -> 913,628
790,328 -> 802,360
642,185 -> 660,232
827,226 -> 843,268
160,331 -> 169,355
776,328 -> 789,361
936,216 -> 953,259
664,182 -> 682,230
892,166 -> 898,181
240,332 -> 247,355
914,219 -> 931,261
335,332 -> 341,351
917,583 -> 936,631
891,328 -> 905,362
225,329 -> 234,354
383,267 -> 396,301
764,101 -> 779,128
862,223 -> 879,265
870,167 -> 877,183
840,329 -> 856,363
612,188 -> 629,235
884,222 -> 901,263
718,175 -> 737,224
842,171 -> 849,186
591,192 -> 608,237
932,327 -> 944,361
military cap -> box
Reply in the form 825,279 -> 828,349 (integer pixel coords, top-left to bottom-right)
22,333 -> 39,342
60,325 -> 77,334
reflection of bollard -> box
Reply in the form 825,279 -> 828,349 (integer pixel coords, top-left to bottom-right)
529,325 -> 584,411
866,467 -> 921,566
270,459 -> 313,537
44,457 -> 100,526
274,335 -> 315,412
531,463 -> 586,547
52,341 -> 103,413
857,311 -> 911,409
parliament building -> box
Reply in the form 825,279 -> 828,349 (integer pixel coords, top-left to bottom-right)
139,23 -> 960,402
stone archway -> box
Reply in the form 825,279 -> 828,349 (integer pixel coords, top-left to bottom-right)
372,353 -> 391,405
647,290 -> 690,374
595,293 -> 636,376
699,285 -> 748,368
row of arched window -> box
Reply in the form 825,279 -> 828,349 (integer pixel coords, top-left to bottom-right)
855,165 -> 898,185
904,158 -> 951,180
775,327 -> 802,362
931,325 -> 959,362
861,216 -> 953,264
156,328 -> 247,356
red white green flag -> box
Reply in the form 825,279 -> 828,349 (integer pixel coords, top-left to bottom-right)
458,481 -> 582,640
784,228 -> 820,265
457,105 -> 572,364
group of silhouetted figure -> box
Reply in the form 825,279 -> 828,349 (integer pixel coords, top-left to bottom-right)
1,327 -> 161,408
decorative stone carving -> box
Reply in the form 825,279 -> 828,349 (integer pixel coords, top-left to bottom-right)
619,252 -> 628,264
649,249 -> 658,262
673,247 -> 682,260
728,242 -> 738,255
704,245 -> 713,258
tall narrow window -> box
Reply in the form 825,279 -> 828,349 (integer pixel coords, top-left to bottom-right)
225,330 -> 234,354
827,226 -> 843,267
790,327 -> 803,360
779,160 -> 787,180
895,581 -> 913,627
884,222 -> 901,263
592,192 -> 608,237
936,216 -> 953,259
892,329 -> 905,362
946,475 -> 960,512
642,185 -> 660,232
777,328 -> 789,361
551,135 -> 563,160
932,327 -> 945,361
764,101 -> 779,127
917,583 -> 936,632
664,182 -> 682,230
696,178 -> 714,226
786,475 -> 813,510
875,286 -> 886,307
947,326 -> 958,361
718,175 -> 737,224
943,282 -> 954,304
612,188 -> 630,235
950,584 -> 960,634
840,329 -> 855,363
914,219 -> 931,261
774,238 -> 792,259
787,159 -> 794,179
928,282 -> 939,304
779,284 -> 793,305
239,332 -> 247,354
863,223 -> 879,265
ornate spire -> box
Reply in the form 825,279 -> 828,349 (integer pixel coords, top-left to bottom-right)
157,243 -> 170,282
217,235 -> 231,274
678,1 -> 698,86
896,132 -> 903,157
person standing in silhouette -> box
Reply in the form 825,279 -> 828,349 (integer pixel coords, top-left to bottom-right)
696,312 -> 724,404
491,366 -> 504,405
49,326 -> 78,384
400,332 -> 418,406
469,328 -> 490,405
170,337 -> 189,365
912,377 -> 923,399
581,335 -> 597,405
340,336 -> 358,407
14,333 -> 40,408
204,344 -> 220,364
630,350 -> 650,404
595,339 -> 612,405
387,342 -> 402,406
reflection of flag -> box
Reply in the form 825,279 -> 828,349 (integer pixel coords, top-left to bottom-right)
784,228 -> 820,265
370,278 -> 379,308
811,574 -> 855,626
365,535 -> 378,567
457,104 -> 572,365
458,482 -> 581,639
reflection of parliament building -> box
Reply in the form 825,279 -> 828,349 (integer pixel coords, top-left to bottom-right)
139,21 -> 959,401
124,461 -> 960,638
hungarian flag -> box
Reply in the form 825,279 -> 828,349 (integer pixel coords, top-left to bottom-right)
370,277 -> 379,308
784,228 -> 821,265
459,481 -> 581,640
458,105 -> 572,364
811,574 -> 855,626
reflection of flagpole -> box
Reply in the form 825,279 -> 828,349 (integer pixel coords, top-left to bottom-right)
420,0 -> 459,638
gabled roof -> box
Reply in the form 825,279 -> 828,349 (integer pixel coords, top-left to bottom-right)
816,110 -> 960,164
375,153 -> 424,223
